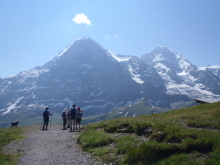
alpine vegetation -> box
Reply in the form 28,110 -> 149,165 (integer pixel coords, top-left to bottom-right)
78,102 -> 220,164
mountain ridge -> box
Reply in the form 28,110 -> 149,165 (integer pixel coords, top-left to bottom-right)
0,37 -> 219,127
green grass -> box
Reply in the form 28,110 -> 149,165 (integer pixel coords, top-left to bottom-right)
0,127 -> 25,165
77,129 -> 114,150
82,100 -> 197,125
78,102 -> 220,164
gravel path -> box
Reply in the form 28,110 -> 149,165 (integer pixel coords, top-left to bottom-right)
3,125 -> 102,165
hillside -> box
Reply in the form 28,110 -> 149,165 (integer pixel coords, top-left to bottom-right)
82,99 -> 197,125
78,102 -> 220,164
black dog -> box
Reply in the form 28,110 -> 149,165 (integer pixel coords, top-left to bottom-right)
11,121 -> 19,127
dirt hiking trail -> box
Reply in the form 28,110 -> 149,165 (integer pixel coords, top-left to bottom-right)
3,125 -> 102,165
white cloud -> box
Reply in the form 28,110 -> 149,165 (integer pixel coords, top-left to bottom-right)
72,13 -> 91,25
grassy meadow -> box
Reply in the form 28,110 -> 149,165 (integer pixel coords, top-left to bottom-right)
78,102 -> 220,165
0,127 -> 25,165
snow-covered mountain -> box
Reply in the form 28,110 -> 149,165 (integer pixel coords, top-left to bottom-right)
0,37 -> 219,127
199,65 -> 220,79
140,46 -> 220,98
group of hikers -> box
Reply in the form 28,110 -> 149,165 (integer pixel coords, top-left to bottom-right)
42,104 -> 83,132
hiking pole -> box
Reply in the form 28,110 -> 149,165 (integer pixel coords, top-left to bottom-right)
50,115 -> 52,127
40,121 -> 43,130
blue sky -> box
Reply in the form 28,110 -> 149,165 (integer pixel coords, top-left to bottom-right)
0,0 -> 219,78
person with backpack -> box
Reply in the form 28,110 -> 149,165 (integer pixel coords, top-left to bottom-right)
61,108 -> 68,130
42,107 -> 52,130
76,107 -> 83,130
69,104 -> 78,132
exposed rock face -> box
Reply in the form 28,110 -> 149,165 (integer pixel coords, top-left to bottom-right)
141,46 -> 220,98
0,37 -> 219,126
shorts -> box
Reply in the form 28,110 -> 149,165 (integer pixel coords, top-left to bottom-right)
76,117 -> 82,123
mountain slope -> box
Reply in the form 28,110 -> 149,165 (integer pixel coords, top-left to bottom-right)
78,101 -> 220,164
199,65 -> 220,79
140,46 -> 220,98
0,37 -> 191,128
0,37 -> 219,128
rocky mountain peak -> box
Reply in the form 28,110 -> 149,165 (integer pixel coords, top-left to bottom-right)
0,37 -> 220,128
72,36 -> 101,48
48,37 -> 108,68
151,46 -> 179,64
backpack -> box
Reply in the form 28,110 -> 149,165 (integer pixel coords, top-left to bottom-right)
61,112 -> 66,118
43,110 -> 48,118
70,108 -> 76,118
77,112 -> 82,118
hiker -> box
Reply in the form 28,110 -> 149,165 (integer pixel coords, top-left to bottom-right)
66,110 -> 71,128
42,107 -> 52,130
76,107 -> 83,129
61,108 -> 68,130
69,105 -> 78,132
